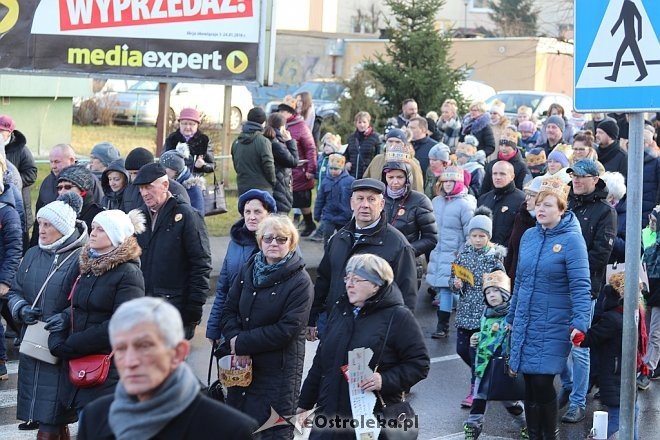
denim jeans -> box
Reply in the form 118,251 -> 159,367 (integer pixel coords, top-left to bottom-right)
0,319 -> 5,361
560,299 -> 595,409
607,402 -> 639,440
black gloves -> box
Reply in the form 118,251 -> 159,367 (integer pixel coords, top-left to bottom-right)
44,313 -> 70,332
20,306 -> 42,325
184,324 -> 197,340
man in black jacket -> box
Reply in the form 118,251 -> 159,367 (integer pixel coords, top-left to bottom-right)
409,116 -> 436,175
477,161 -> 525,247
134,164 -> 212,340
596,118 -> 628,179
307,178 -> 417,340
559,158 -> 617,424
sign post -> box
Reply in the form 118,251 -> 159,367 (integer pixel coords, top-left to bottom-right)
575,1 -> 660,438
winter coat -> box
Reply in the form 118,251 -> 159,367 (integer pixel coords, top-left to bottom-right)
314,170 -> 354,225
506,212 -> 592,375
519,131 -> 540,152
438,117 -> 462,150
48,237 -> 145,411
460,113 -> 496,158
411,136 -> 436,174
206,218 -> 259,341
8,223 -> 86,425
344,129 -> 381,179
137,196 -> 212,326
426,192 -> 476,288
101,160 -> 129,210
363,154 -> 425,193
316,153 -> 330,190
424,167 -> 440,200
231,122 -> 276,196
477,182 -> 526,247
78,201 -> 105,234
609,196 -> 627,264
288,115 -> 317,192
504,202 -> 536,285
78,393 -> 257,440
311,215 -> 418,325
220,251 -> 313,439
164,130 -> 215,174
597,141 -> 628,178
568,180 -> 617,298
384,187 -> 437,257
175,168 -> 206,215
120,180 -> 190,213
474,312 -> 509,380
480,152 -> 530,194
5,129 -> 37,225
642,151 -> 660,223
271,134 -> 298,214
579,285 -> 624,407
450,243 -> 506,330
538,139 -> 562,158
0,189 -> 23,286
461,152 -> 487,198
298,283 -> 430,440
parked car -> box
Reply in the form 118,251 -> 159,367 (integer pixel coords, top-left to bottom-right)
484,90 -> 573,122
110,81 -> 254,129
459,80 -> 496,103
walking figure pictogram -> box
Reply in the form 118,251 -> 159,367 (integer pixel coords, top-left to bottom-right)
605,0 -> 648,82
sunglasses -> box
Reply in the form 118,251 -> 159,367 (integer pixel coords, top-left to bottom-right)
57,184 -> 74,191
262,235 -> 289,245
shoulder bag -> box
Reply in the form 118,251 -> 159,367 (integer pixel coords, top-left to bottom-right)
203,172 -> 228,216
19,251 -> 79,365
203,341 -> 226,402
67,276 -> 114,388
484,331 -> 526,401
374,309 -> 418,440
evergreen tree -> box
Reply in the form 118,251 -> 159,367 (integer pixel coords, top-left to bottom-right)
363,0 -> 465,117
488,0 -> 539,37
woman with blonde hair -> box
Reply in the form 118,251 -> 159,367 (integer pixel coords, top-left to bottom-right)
488,100 -> 510,159
460,101 -> 495,158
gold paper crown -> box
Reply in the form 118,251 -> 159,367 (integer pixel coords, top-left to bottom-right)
282,95 -> 298,110
385,143 -> 411,162
456,142 -> 477,157
539,176 -> 570,201
554,143 -> 574,162
328,153 -> 346,168
483,270 -> 511,293
526,150 -> 546,166
499,132 -> 518,147
440,166 -> 464,183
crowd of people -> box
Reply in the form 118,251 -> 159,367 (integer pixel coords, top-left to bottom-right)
0,95 -> 659,440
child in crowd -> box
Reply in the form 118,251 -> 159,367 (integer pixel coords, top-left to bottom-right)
573,272 -> 644,439
160,145 -> 206,215
518,121 -> 540,152
312,153 -> 354,246
450,207 -> 506,408
101,159 -> 129,210
544,144 -> 573,184
455,136 -> 486,197
464,270 -> 527,440
316,133 -> 342,191
641,205 -> 660,387
525,147 -> 547,178
344,111 -> 381,180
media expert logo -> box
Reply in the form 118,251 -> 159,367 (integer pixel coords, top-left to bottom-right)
0,0 -> 19,33
66,44 -> 249,74
254,406 -> 319,435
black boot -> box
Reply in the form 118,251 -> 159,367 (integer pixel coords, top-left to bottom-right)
524,402 -> 542,440
432,310 -> 450,339
300,214 -> 316,237
538,400 -> 559,440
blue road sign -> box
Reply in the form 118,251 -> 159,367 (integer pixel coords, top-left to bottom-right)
574,0 -> 660,112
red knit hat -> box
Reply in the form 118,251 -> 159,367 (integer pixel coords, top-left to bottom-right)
0,115 -> 16,132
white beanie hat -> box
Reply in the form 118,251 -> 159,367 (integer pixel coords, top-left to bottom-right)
92,209 -> 146,247
36,193 -> 82,238
490,101 -> 505,116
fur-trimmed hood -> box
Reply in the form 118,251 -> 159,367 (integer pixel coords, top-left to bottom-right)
79,235 -> 142,276
181,175 -> 206,190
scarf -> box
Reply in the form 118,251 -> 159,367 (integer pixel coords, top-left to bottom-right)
498,149 -> 517,161
108,362 -> 200,440
484,302 -> 510,318
253,251 -> 293,286
386,186 -> 407,199
359,126 -> 373,138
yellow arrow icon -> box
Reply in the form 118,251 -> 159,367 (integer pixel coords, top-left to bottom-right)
0,0 -> 19,33
226,50 -> 249,74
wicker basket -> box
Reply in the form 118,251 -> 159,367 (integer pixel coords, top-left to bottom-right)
218,355 -> 253,387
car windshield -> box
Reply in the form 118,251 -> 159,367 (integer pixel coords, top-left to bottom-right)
127,81 -> 160,92
486,93 -> 544,114
295,82 -> 345,102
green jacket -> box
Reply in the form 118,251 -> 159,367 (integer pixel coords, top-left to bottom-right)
231,123 -> 276,195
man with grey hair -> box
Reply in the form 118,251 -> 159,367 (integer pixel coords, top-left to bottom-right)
77,297 -> 257,439
133,163 -> 212,340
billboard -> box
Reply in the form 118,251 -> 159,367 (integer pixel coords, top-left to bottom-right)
0,0 -> 266,83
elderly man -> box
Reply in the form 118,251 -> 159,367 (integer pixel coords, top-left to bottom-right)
133,163 -> 212,340
308,178 -> 417,339
77,297 -> 257,439
477,161 -> 526,247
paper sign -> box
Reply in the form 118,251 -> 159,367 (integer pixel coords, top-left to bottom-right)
347,347 -> 380,440
452,263 -> 475,286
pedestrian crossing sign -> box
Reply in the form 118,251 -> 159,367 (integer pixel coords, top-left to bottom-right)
574,0 -> 660,112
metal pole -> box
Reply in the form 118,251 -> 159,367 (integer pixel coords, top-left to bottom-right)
620,112 -> 644,439
221,85 -> 233,182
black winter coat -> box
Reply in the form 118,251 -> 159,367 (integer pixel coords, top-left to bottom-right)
220,251 -> 313,439
411,136 -> 436,175
164,130 -> 215,174
477,182 -> 526,247
137,197 -> 212,325
78,200 -> 105,233
298,284 -> 430,440
78,393 -> 257,440
643,152 -> 660,223
271,135 -> 298,214
0,189 -> 23,286
101,160 -> 129,210
460,114 -> 496,158
120,181 -> 190,213
5,129 -> 37,225
7,224 -> 86,425
310,215 -> 418,326
580,285 -> 623,406
568,180 -> 617,298
344,129 -> 381,179
597,141 -> 628,178
48,237 -> 145,411
480,152 -> 530,194
504,202 -> 536,285
384,189 -> 437,257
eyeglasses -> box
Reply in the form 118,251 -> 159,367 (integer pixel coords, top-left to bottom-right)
344,276 -> 371,285
57,184 -> 74,191
179,121 -> 198,127
569,173 -> 596,180
262,235 -> 289,245
573,147 -> 588,152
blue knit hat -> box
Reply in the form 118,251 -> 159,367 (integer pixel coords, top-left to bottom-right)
238,189 -> 277,214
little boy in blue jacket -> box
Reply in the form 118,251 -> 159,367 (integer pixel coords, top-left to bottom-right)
312,153 -> 354,246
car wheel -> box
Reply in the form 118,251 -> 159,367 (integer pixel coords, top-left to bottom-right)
230,107 -> 242,131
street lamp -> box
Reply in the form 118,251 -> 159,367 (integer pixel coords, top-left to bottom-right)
464,0 -> 469,32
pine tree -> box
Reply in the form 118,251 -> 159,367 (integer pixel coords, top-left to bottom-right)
363,0 -> 465,117
488,0 -> 539,37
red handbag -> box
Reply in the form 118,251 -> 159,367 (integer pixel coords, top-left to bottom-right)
69,353 -> 113,388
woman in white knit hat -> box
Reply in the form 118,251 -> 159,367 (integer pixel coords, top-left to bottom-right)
47,209 -> 146,424
7,192 -> 87,436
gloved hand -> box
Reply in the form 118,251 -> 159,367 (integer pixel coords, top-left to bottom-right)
20,306 -> 42,325
183,323 -> 197,340
570,328 -> 585,346
44,313 -> 70,332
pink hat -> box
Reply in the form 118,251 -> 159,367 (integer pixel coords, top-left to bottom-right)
178,108 -> 201,124
519,121 -> 535,133
0,115 -> 16,132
